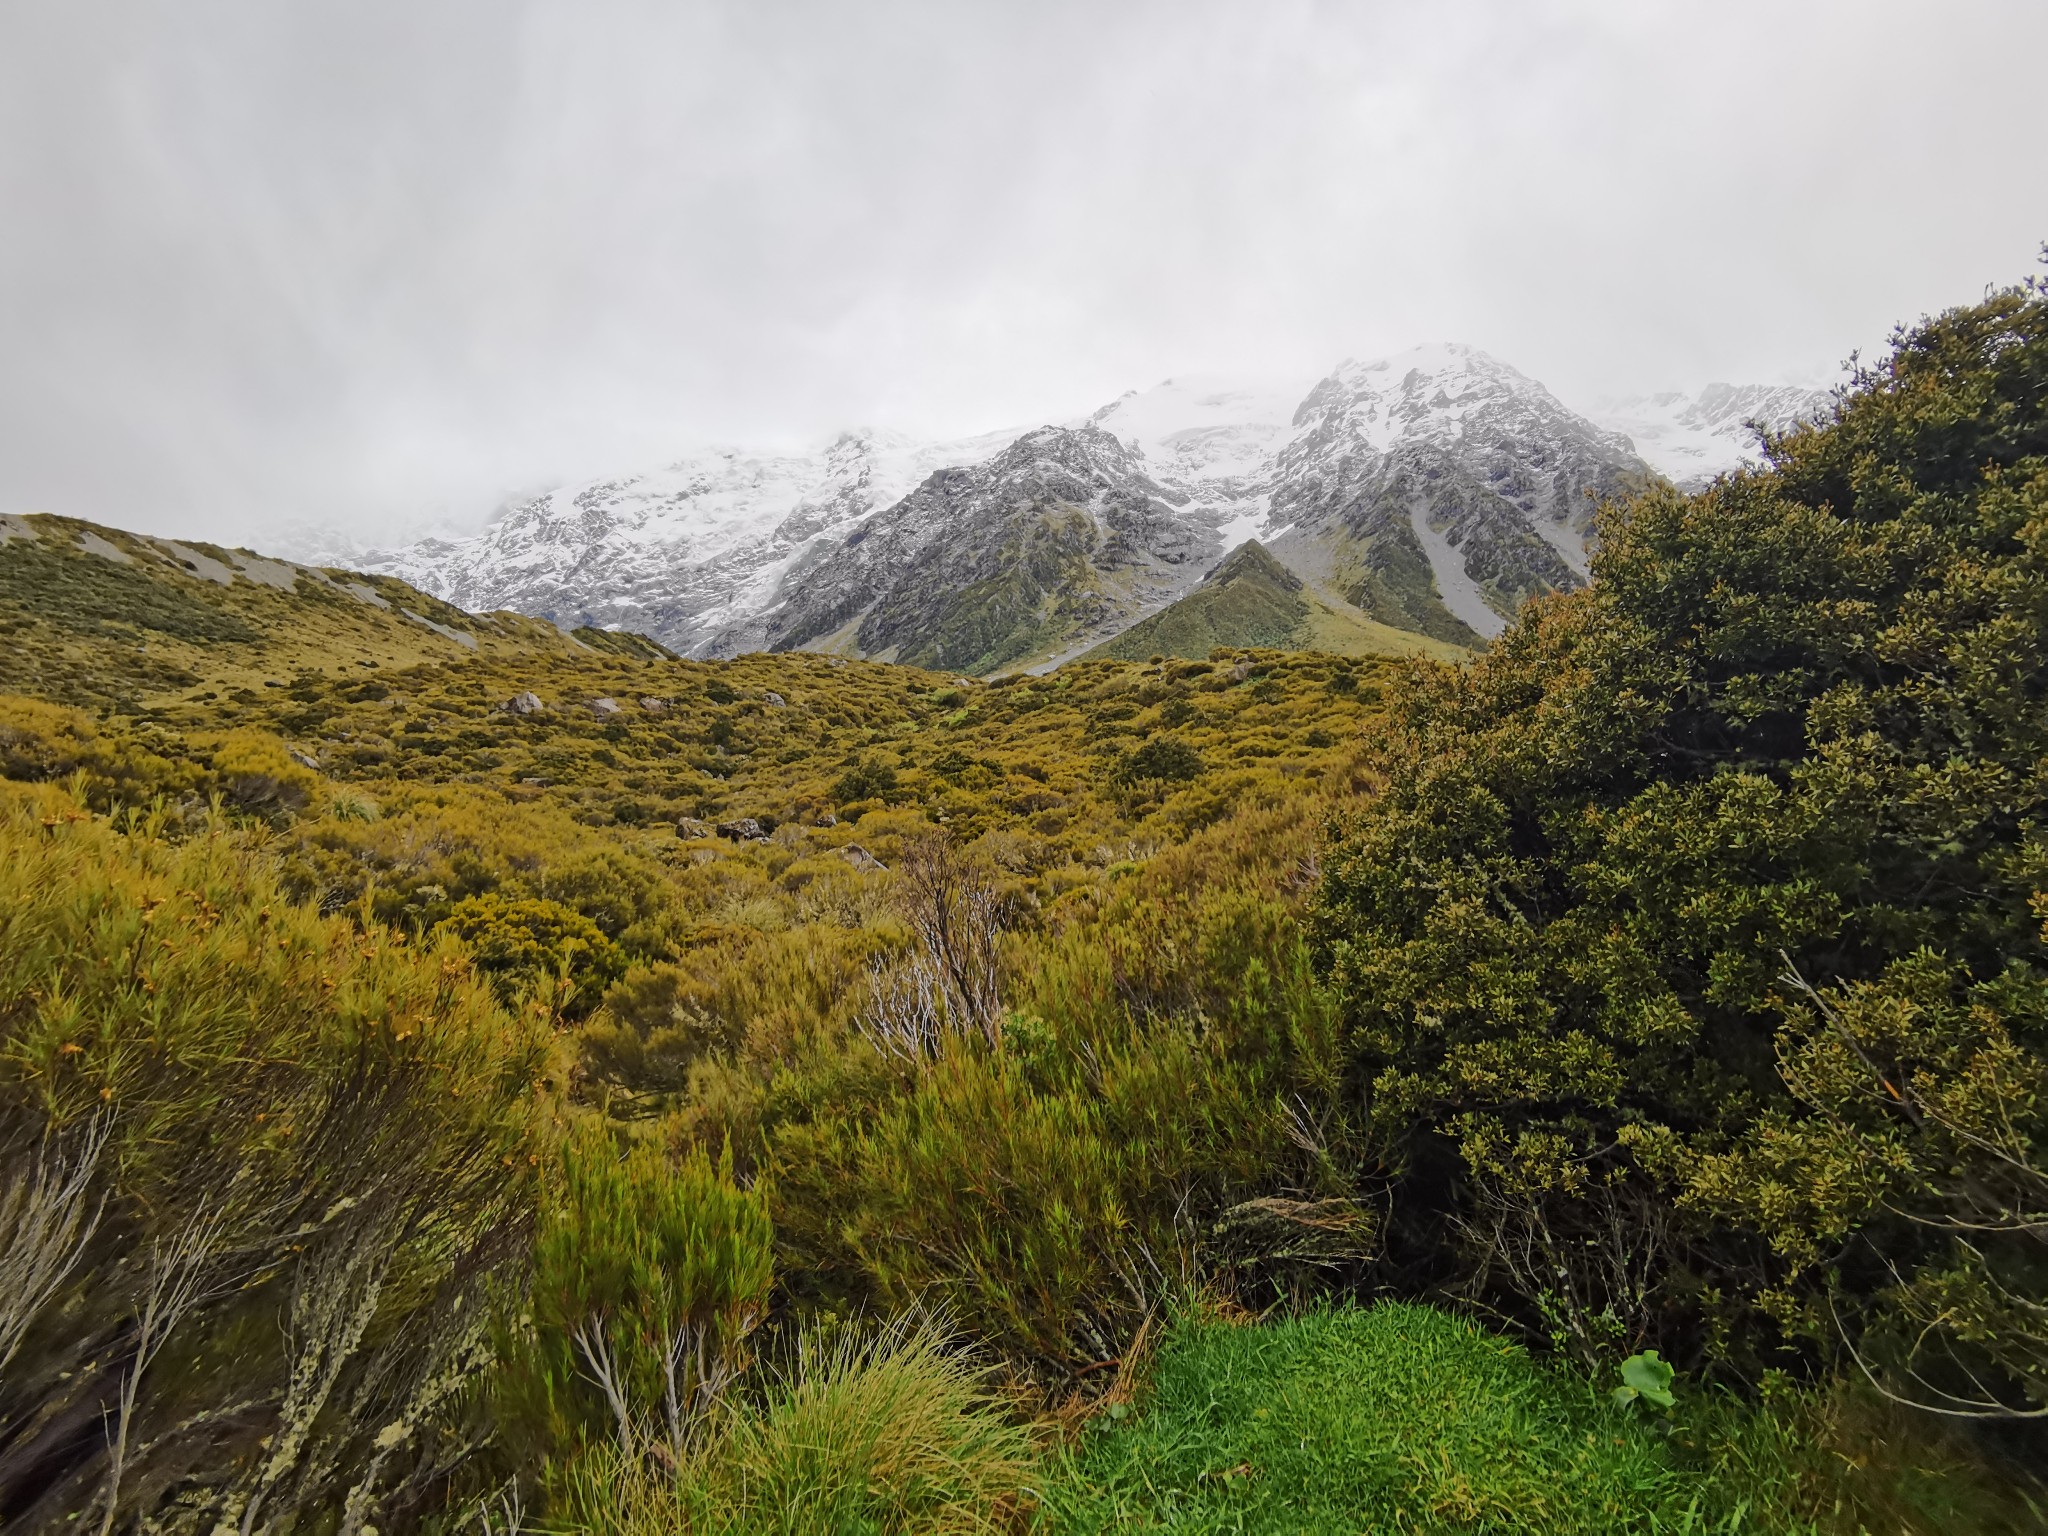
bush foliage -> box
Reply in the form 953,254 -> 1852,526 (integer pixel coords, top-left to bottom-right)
1313,272 -> 2048,1408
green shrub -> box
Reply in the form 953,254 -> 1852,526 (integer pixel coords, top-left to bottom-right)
1683,952 -> 2048,1413
0,782 -> 548,1533
833,753 -> 899,805
1110,733 -> 1204,796
211,725 -> 321,813
772,1015 -> 1312,1373
1311,274 -> 2048,1389
521,1135 -> 773,1466
437,892 -> 623,1014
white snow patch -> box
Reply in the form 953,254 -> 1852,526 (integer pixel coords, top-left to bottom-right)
1083,374 -> 1308,484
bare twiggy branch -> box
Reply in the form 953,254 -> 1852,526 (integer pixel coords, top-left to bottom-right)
98,1198 -> 229,1536
336,1298 -> 496,1536
1452,1171 -> 1668,1369
572,1318 -> 636,1460
0,1113 -> 110,1385
860,834 -> 1007,1064
233,1203 -> 405,1536
1831,1293 -> 2048,1420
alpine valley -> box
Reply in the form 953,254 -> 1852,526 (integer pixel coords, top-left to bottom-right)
345,349 -> 1830,672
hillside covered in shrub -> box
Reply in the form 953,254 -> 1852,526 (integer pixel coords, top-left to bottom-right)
2,268 -> 2046,1532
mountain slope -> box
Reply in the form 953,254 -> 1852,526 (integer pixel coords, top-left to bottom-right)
1083,540 -> 1468,664
747,348 -> 1658,669
752,426 -> 1222,673
0,512 -> 617,712
1081,375 -> 1305,547
355,426 -> 1020,653
1263,345 -> 1652,643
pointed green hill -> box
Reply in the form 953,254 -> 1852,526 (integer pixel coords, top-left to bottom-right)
1083,540 -> 1470,664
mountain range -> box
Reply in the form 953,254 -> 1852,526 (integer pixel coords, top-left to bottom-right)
338,350 -> 1831,672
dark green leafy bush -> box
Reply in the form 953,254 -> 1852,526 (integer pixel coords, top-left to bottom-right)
1313,275 -> 2048,1403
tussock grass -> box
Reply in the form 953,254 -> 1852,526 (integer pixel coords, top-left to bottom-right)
564,1316 -> 1035,1536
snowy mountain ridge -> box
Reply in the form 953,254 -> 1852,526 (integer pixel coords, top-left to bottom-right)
1590,382 -> 1832,489
352,352 -> 1831,667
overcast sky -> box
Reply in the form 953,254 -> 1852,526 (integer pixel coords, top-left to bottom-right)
2,1 -> 2041,550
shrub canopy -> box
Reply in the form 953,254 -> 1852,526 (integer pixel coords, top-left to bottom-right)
1313,277 -> 2048,1402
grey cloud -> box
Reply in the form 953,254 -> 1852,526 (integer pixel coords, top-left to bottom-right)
2,0 -> 2042,549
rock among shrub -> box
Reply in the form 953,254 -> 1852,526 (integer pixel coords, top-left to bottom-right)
505,691 -> 547,715
837,843 -> 885,872
640,697 -> 668,713
763,691 -> 787,708
717,818 -> 767,842
676,817 -> 714,839
588,697 -> 621,717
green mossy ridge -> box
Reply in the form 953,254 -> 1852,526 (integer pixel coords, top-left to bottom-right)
0,513 -> 672,712
1335,519 -> 1486,647
1087,541 -> 1308,660
1086,541 -> 1468,664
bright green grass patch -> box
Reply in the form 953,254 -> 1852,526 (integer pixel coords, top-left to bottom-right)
1040,1304 -> 1766,1535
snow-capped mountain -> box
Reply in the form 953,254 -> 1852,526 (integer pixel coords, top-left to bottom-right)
750,424 -> 1216,672
1591,383 -> 1833,490
1262,344 -> 1651,642
357,348 -> 1813,669
728,345 -> 1654,662
355,425 -> 1020,646
1082,376 -> 1308,549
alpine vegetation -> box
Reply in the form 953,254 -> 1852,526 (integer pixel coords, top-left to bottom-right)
0,269 -> 2043,1533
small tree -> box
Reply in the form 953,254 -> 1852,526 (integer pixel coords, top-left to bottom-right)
530,1135 -> 773,1465
862,834 -> 1006,1063
1109,736 -> 1204,808
211,728 -> 321,814
833,754 -> 899,806
1686,954 -> 2048,1417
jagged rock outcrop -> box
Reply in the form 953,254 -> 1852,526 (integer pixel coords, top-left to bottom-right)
1264,345 -> 1651,642
752,426 -> 1212,673
354,426 -> 1018,653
